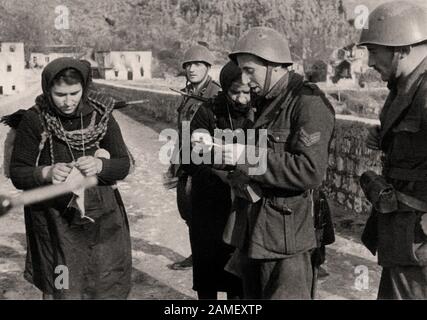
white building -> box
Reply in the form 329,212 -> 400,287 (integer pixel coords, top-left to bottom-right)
0,42 -> 25,95
95,51 -> 152,80
29,46 -> 83,68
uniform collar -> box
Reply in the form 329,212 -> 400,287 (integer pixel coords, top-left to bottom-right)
253,71 -> 303,129
185,76 -> 212,97
380,56 -> 427,143
264,72 -> 290,100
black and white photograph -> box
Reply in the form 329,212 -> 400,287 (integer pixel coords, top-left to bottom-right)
0,0 -> 427,307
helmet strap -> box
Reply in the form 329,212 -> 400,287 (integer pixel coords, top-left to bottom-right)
188,67 -> 210,94
389,50 -> 401,84
261,64 -> 273,96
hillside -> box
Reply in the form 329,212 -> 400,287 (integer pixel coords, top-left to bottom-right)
1,0 -> 361,75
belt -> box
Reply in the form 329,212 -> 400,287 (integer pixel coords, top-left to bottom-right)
262,188 -> 307,198
386,167 -> 427,182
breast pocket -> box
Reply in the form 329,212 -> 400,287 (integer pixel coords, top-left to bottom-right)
267,129 -> 291,153
392,117 -> 421,160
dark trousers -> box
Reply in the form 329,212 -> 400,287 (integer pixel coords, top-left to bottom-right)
241,251 -> 313,299
177,175 -> 192,224
378,266 -> 427,299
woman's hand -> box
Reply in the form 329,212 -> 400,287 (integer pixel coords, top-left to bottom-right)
76,156 -> 103,177
43,163 -> 74,184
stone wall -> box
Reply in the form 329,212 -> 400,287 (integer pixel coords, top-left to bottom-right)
325,116 -> 382,214
95,81 -> 384,215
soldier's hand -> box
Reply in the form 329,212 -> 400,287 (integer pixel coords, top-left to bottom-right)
366,125 -> 381,150
421,214 -> 427,236
49,163 -> 74,184
76,156 -> 103,177
221,143 -> 246,166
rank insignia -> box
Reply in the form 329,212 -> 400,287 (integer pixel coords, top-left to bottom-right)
298,128 -> 321,147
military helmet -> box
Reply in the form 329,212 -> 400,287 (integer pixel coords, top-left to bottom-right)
181,45 -> 215,69
229,27 -> 293,65
359,1 -> 427,47
219,61 -> 242,91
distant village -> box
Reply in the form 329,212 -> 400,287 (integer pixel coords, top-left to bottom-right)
0,41 -> 373,97
0,41 -> 153,96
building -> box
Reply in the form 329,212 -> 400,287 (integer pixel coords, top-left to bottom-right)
29,45 -> 83,68
0,42 -> 25,95
330,44 -> 369,86
95,51 -> 152,80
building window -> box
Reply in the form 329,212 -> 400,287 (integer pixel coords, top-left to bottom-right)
12,85 -> 16,91
7,65 -> 12,72
136,55 -> 141,63
45,57 -> 50,63
9,45 -> 15,52
114,70 -> 119,77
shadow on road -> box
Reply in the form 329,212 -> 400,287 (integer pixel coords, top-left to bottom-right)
130,267 -> 193,300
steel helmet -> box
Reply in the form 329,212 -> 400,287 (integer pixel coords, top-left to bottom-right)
359,1 -> 427,47
181,45 -> 215,69
229,27 -> 293,65
219,61 -> 242,91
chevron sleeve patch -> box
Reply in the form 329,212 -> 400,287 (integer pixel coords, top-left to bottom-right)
298,128 -> 321,147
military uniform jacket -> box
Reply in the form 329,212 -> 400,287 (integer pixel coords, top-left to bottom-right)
177,76 -> 220,130
368,57 -> 427,267
172,76 -> 220,171
225,71 -> 335,259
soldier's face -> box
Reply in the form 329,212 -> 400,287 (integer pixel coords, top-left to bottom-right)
227,81 -> 251,106
367,45 -> 396,82
50,82 -> 83,115
184,62 -> 209,84
236,54 -> 266,95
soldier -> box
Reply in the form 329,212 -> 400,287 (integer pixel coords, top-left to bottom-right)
359,1 -> 427,299
169,45 -> 221,270
219,27 -> 335,299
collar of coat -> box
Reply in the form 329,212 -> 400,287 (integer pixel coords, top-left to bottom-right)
380,56 -> 427,143
183,75 -> 213,97
253,71 -> 304,129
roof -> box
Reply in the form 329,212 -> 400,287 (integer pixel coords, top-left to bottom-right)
31,45 -> 83,54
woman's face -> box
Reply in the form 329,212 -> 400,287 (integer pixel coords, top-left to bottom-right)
227,81 -> 251,106
50,82 -> 83,115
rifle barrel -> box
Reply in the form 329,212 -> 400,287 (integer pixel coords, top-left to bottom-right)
10,176 -> 98,208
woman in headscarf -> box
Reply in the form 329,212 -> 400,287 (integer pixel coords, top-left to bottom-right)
182,61 -> 253,299
9,57 -> 132,299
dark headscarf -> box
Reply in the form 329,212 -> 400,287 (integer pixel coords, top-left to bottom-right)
219,60 -> 242,92
39,57 -> 92,117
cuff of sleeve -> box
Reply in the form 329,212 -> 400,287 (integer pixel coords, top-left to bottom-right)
235,163 -> 251,176
33,166 -> 48,186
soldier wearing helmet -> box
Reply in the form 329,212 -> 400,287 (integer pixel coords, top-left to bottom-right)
359,1 -> 427,299
220,27 -> 335,299
168,44 -> 221,270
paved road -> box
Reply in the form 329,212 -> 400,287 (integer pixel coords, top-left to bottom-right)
0,81 -> 381,300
